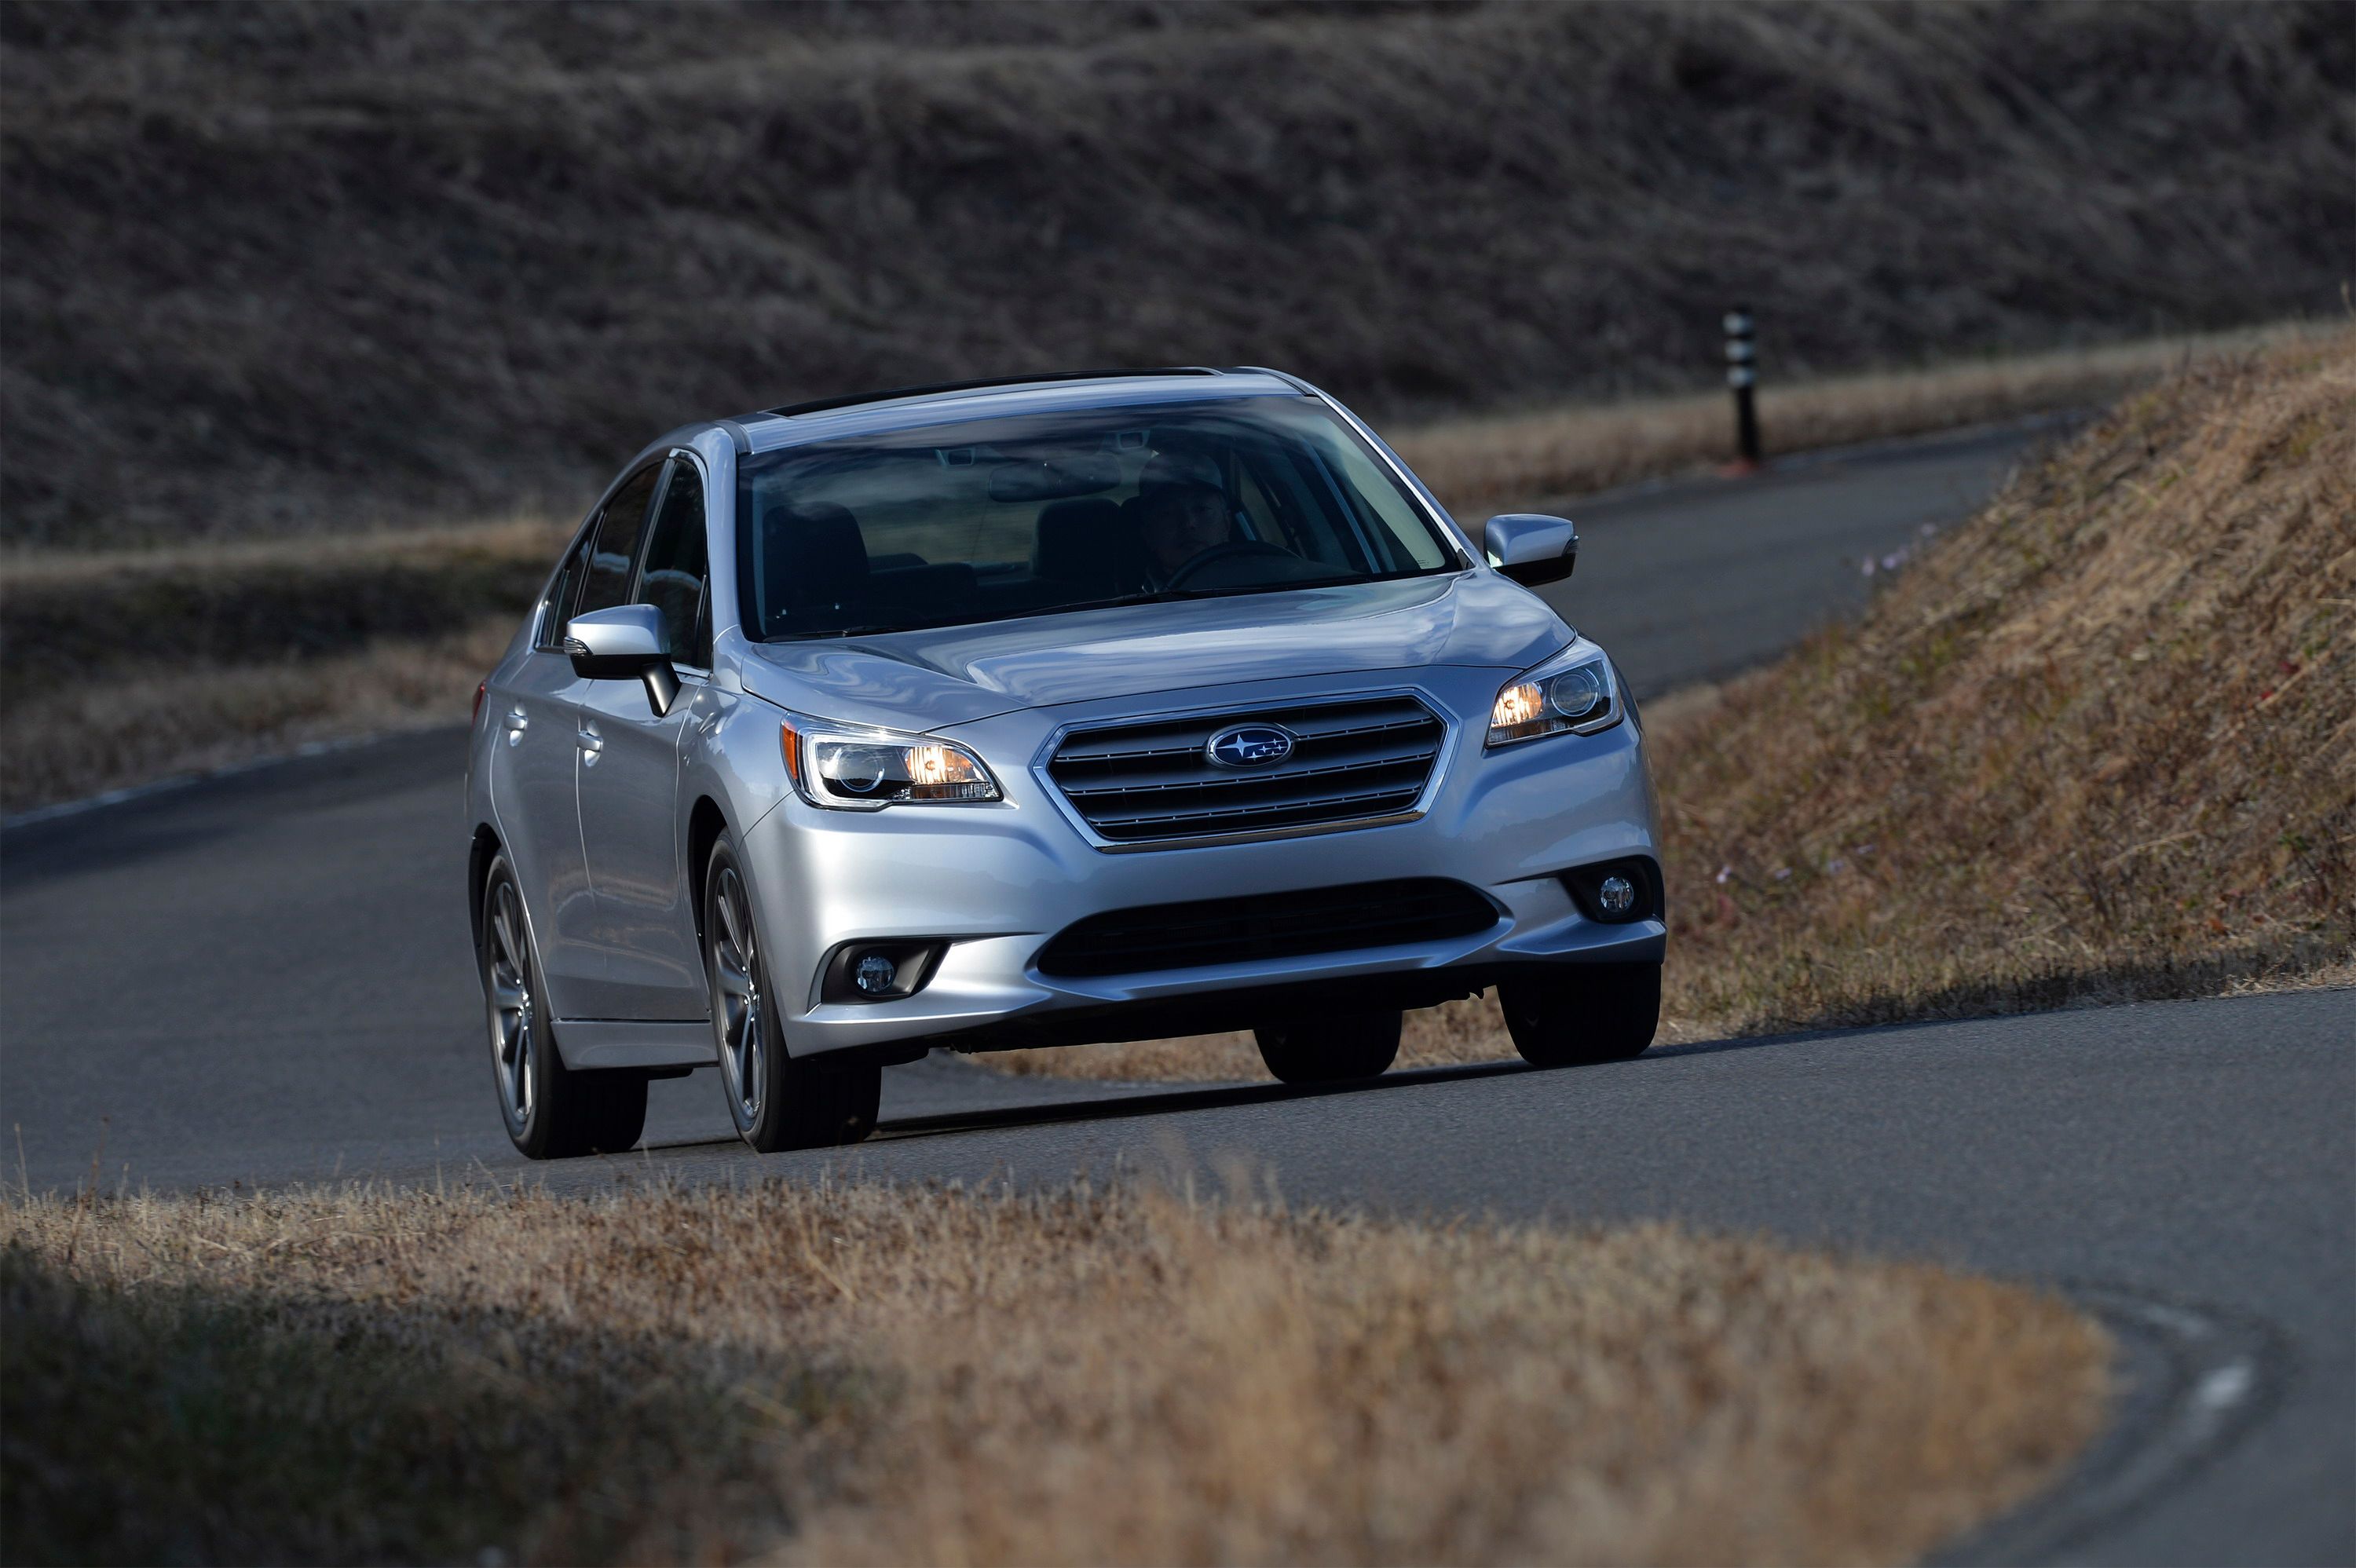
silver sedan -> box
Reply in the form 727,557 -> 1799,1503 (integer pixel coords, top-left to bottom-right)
466,368 -> 1663,1158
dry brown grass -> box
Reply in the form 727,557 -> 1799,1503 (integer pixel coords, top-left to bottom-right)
0,516 -> 570,812
0,616 -> 514,813
0,515 -> 567,591
1396,323 -> 2314,514
1,1175 -> 2108,1566
996,331 -> 2356,1083
1651,329 -> 2356,1033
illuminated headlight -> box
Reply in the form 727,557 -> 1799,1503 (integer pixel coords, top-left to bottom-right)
781,718 -> 1002,808
1487,647 -> 1622,747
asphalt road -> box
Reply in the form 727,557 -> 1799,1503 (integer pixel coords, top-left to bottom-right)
4,418 -> 2349,1563
1550,419 -> 2076,693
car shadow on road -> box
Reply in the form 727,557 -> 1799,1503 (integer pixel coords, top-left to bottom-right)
636,1027 -> 1858,1162
635,1058 -> 1552,1160
866,1058 -> 1542,1143
862,1017 -> 1964,1146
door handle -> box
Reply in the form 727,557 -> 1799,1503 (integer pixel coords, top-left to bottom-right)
503,707 -> 529,746
576,722 -> 604,758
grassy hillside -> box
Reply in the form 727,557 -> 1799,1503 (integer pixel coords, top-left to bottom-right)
996,329 -> 2356,1082
1654,328 -> 2356,1032
3,0 -> 2348,545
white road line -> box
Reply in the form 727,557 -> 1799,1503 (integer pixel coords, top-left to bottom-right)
1,730 -> 444,832
1943,1287 -> 2280,1566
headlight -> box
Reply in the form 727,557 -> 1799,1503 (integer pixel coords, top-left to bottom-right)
780,717 -> 1002,809
1487,646 -> 1622,747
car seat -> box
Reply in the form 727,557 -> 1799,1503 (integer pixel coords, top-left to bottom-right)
1033,498 -> 1143,596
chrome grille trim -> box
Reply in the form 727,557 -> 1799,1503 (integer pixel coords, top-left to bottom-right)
1039,692 -> 1451,849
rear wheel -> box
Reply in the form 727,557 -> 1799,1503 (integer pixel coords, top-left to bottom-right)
704,835 -> 880,1152
1253,1010 -> 1402,1084
1499,963 -> 1660,1068
480,854 -> 648,1158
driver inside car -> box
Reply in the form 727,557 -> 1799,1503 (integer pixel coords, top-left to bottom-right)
1140,479 -> 1235,585
1134,448 -> 1246,585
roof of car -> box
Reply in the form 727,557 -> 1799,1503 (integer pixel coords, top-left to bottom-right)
729,367 -> 1312,455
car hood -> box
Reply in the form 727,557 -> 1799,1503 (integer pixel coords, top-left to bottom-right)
735,572 -> 1569,731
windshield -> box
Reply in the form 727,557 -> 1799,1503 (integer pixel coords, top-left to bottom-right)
737,395 -> 1463,641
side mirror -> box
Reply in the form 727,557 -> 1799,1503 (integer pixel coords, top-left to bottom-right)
565,604 -> 680,716
1483,514 -> 1578,588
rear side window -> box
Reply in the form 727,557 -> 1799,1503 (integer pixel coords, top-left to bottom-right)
635,460 -> 711,666
577,463 -> 664,617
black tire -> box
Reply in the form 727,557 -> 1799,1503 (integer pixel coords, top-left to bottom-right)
703,835 -> 880,1153
1499,963 -> 1661,1069
479,853 -> 649,1159
1253,1010 -> 1403,1084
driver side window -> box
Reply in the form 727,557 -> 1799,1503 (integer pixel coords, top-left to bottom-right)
577,463 -> 664,619
536,535 -> 591,651
635,459 -> 712,668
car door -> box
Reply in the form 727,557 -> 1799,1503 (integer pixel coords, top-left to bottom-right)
485,521 -> 599,1016
524,459 -> 665,1017
573,453 -> 712,1020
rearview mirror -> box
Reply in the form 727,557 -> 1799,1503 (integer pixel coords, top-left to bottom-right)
987,451 -> 1121,503
565,604 -> 680,716
1482,514 -> 1578,588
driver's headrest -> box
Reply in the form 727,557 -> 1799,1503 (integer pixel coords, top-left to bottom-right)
1136,479 -> 1223,523
770,500 -> 869,609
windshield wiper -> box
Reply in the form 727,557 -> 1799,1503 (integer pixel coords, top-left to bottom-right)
1050,588 -> 1211,612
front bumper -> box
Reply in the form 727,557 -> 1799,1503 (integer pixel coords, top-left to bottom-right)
740,665 -> 1663,1058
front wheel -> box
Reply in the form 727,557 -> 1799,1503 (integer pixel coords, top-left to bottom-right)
1253,1010 -> 1402,1084
480,853 -> 647,1159
704,835 -> 880,1152
1499,963 -> 1660,1068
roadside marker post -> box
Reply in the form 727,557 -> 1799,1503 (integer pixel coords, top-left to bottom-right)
1725,306 -> 1762,471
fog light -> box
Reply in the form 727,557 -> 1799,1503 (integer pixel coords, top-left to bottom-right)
854,954 -> 898,996
1597,875 -> 1637,916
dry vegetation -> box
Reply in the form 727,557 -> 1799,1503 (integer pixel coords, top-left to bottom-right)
4,1 -> 2346,546
1650,329 -> 2356,1029
996,331 -> 2356,1083
0,517 -> 570,811
1396,322 -> 2311,514
1,1175 -> 2108,1566
5,0 -> 2345,806
0,617 -> 513,813
0,326 -> 2301,815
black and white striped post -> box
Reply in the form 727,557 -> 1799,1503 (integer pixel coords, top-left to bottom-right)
1724,305 -> 1761,470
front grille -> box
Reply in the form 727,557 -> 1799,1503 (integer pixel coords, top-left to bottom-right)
1035,878 -> 1498,978
1045,695 -> 1446,844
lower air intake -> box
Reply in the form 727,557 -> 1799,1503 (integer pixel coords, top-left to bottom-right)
1035,878 -> 1498,979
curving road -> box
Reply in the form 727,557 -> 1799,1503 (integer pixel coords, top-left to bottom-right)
2,418 -> 2349,1563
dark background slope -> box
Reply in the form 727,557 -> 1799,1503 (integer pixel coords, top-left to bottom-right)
3,0 -> 2349,545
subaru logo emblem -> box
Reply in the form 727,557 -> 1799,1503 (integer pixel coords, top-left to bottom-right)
1206,724 -> 1294,769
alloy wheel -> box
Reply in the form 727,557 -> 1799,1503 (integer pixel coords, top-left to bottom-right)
485,879 -> 536,1129
710,864 -> 766,1124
